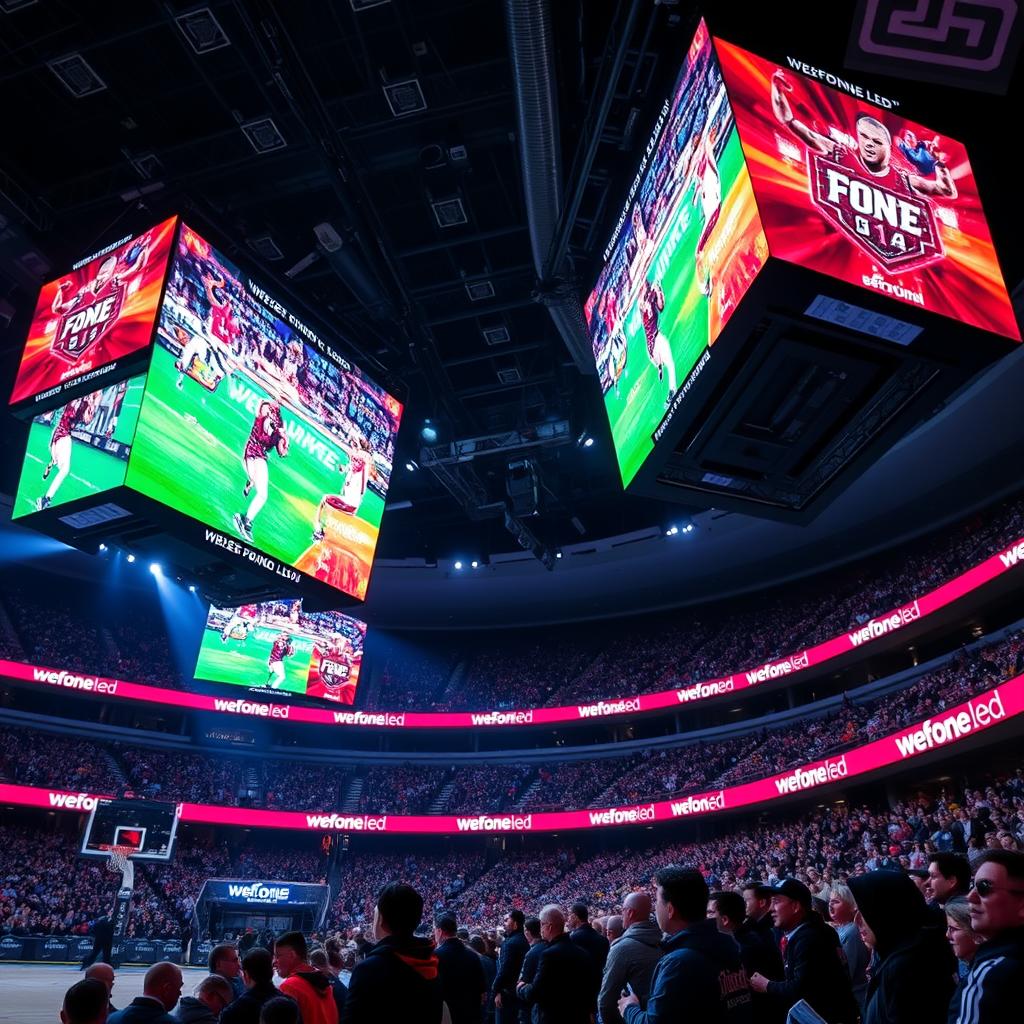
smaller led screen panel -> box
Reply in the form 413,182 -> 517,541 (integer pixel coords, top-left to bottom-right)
585,20 -> 768,487
12,374 -> 146,519
125,222 -> 404,601
714,38 -> 1020,341
10,217 -> 177,405
194,598 -> 366,705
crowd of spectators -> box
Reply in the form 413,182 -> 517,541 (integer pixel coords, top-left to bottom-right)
1,497 -> 1022,718
0,824 -> 183,939
375,495 -> 1024,711
2,627 -> 1022,823
6,765 -> 1023,953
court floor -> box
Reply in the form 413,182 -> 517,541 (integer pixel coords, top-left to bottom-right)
0,963 -> 207,1024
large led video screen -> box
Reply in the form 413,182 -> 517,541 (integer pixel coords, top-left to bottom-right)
12,375 -> 145,518
585,20 -> 768,487
125,223 -> 403,601
714,39 -> 1020,341
10,217 -> 177,405
194,598 -> 366,704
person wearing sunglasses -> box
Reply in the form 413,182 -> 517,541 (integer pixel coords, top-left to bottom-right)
951,850 -> 1024,1023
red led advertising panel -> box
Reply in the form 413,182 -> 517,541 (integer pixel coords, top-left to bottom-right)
10,217 -> 178,405
714,40 -> 1020,340
3,531 -> 1021,729
3,674 -> 1020,835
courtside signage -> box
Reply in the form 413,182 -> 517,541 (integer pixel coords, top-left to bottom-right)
5,673 -> 1019,834
2,532 -> 1021,727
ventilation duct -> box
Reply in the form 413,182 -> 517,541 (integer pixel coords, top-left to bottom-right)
504,0 -> 595,374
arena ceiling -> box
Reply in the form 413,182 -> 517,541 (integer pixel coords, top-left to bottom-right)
0,0 -> 1021,572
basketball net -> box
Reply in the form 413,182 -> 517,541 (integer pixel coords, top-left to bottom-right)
105,845 -> 136,892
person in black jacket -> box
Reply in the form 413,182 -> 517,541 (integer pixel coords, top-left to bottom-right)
619,865 -> 752,1023
220,948 -> 281,1024
516,918 -> 545,1024
709,891 -> 783,1024
568,902 -> 610,976
81,915 -> 114,970
517,905 -> 597,1024
493,910 -> 529,1024
434,914 -> 487,1024
951,849 -> 1024,1023
468,935 -> 497,1024
848,869 -> 956,1024
342,882 -> 443,1024
749,878 -> 858,1024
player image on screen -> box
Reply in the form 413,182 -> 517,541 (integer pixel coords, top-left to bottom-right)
768,70 -> 955,275
125,223 -> 403,601
585,19 -> 767,487
266,630 -> 295,689
12,375 -> 145,518
713,38 -> 1019,340
10,218 -> 177,405
195,598 -> 366,704
234,399 -> 289,543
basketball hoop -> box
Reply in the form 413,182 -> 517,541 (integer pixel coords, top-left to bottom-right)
102,844 -> 136,891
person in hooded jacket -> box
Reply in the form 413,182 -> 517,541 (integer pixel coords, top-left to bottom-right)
341,881 -> 444,1024
598,891 -> 663,1024
618,866 -> 753,1024
273,932 -> 338,1024
848,869 -> 956,1024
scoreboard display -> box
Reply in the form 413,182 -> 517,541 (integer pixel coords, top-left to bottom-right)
125,224 -> 403,602
584,20 -> 768,487
714,39 -> 1019,340
194,597 -> 366,705
10,217 -> 404,605
10,218 -> 177,408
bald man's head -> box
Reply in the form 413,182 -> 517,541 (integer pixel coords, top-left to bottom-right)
84,963 -> 114,995
622,891 -> 652,928
143,961 -> 183,1011
606,915 -> 624,942
539,904 -> 565,941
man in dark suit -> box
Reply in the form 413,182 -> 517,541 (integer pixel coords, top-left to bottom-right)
568,902 -> 610,976
108,961 -> 183,1024
61,978 -> 110,1024
81,915 -> 114,970
220,948 -> 281,1024
516,918 -> 545,1024
517,906 -> 597,1024
435,913 -> 487,1024
493,910 -> 529,1024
